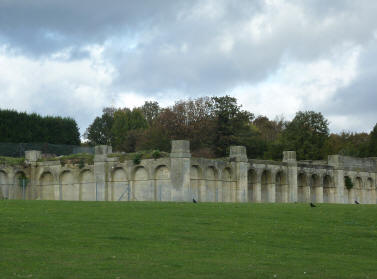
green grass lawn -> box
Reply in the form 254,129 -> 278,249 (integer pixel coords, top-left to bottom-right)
1,201 -> 376,279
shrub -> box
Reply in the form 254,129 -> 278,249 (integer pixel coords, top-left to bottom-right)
133,153 -> 142,165
152,150 -> 161,159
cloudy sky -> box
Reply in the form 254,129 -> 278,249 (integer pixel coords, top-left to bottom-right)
1,0 -> 377,136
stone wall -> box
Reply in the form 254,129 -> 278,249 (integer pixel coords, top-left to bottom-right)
0,140 -> 376,204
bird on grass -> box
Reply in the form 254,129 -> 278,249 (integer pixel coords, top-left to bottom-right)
310,202 -> 316,207
192,198 -> 197,204
355,200 -> 360,204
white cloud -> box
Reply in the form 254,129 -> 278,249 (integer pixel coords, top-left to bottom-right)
1,0 -> 377,135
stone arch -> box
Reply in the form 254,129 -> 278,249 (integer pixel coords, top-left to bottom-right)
155,165 -> 171,201
0,170 -> 9,199
60,170 -> 78,201
133,166 -> 153,201
354,176 -> 363,203
40,171 -> 55,200
261,169 -> 272,203
206,166 -> 218,202
222,167 -> 233,202
275,170 -> 288,203
323,175 -> 334,203
190,165 -> 202,201
248,169 -> 257,202
112,167 -> 128,201
80,169 -> 95,201
297,172 -> 308,202
309,174 -> 321,203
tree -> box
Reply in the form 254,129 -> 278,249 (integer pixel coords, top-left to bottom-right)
84,107 -> 115,146
0,109 -> 80,145
211,95 -> 255,156
140,101 -> 160,125
369,123 -> 377,156
281,111 -> 329,160
111,108 -> 148,152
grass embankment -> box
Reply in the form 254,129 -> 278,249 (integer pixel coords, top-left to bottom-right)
108,150 -> 169,163
0,156 -> 24,166
38,153 -> 94,166
0,201 -> 376,279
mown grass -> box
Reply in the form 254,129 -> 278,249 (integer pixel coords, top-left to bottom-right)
0,201 -> 376,279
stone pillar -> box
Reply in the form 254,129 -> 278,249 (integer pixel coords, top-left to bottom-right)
170,140 -> 191,202
25,150 -> 42,200
283,151 -> 298,202
328,155 -> 345,203
94,145 -> 112,201
229,146 -> 248,202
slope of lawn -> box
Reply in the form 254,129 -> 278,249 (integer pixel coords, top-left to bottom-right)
0,201 -> 376,279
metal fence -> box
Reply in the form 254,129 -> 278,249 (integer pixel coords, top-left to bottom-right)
0,142 -> 94,157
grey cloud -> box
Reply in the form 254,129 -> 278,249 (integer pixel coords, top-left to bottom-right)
0,0 -> 190,55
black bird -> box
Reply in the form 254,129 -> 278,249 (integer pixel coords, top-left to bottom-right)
355,200 -> 360,204
192,198 -> 197,204
310,202 -> 316,207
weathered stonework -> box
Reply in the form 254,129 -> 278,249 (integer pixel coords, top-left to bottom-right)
1,140 -> 376,204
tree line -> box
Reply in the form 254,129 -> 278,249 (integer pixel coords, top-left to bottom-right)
84,96 -> 377,160
0,109 -> 80,145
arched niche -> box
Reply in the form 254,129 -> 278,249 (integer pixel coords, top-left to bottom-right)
323,175 -> 334,203
309,174 -> 321,203
366,178 -> 374,204
155,165 -> 171,201
248,169 -> 257,202
354,177 -> 363,203
261,170 -> 272,203
13,171 -> 27,199
112,168 -> 128,201
0,170 -> 8,199
206,166 -> 218,202
80,170 -> 95,201
222,167 -> 233,202
190,165 -> 201,201
275,171 -> 287,203
344,175 -> 353,204
40,172 -> 55,200
133,166 -> 153,201
297,172 -> 307,202
60,171 -> 78,201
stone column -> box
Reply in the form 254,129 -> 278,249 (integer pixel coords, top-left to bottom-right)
25,150 -> 42,200
229,146 -> 248,202
94,145 -> 112,201
328,155 -> 345,203
283,151 -> 298,202
170,140 -> 191,202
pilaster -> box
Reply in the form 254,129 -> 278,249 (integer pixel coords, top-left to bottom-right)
283,151 -> 298,202
170,140 -> 191,201
229,146 -> 248,202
